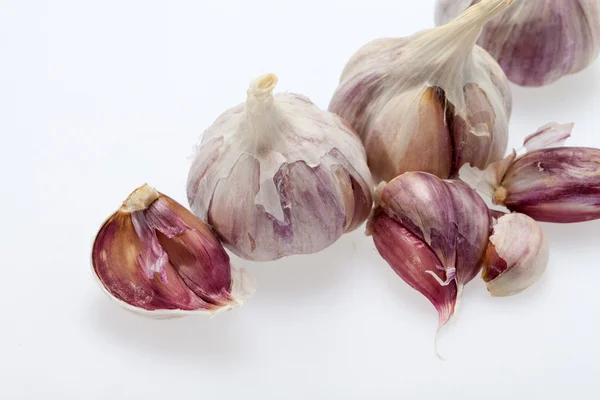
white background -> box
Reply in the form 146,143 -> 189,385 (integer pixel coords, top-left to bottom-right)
2,0 -> 600,398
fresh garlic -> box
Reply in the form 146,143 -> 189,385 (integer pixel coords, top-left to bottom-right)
368,172 -> 491,329
187,74 -> 374,261
461,122 -> 600,223
329,0 -> 512,183
483,213 -> 549,297
436,0 -> 600,86
92,184 -> 255,317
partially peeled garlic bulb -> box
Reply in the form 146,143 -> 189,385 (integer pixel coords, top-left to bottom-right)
92,184 -> 255,317
187,74 -> 374,261
329,0 -> 512,183
436,0 -> 600,86
460,122 -> 600,223
483,213 -> 549,297
367,172 -> 491,329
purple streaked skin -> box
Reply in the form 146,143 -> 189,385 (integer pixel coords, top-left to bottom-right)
437,0 -> 600,87
499,147 -> 600,223
92,190 -> 237,313
369,172 -> 491,328
372,214 -> 457,329
205,149 -> 373,261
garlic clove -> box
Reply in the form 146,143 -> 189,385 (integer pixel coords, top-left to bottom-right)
187,74 -> 373,261
330,0 -> 512,182
501,147 -> 600,223
460,122 -> 600,223
372,213 -> 458,329
92,184 -> 254,317
483,213 -> 549,297
369,172 -> 491,328
436,0 -> 600,86
365,87 -> 453,182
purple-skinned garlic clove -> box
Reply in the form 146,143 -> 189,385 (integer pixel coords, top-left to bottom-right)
483,213 -> 549,297
368,172 -> 491,330
92,184 -> 255,317
187,74 -> 374,261
460,122 -> 600,223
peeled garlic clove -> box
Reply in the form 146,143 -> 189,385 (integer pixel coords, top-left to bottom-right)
436,0 -> 600,86
368,172 -> 491,327
461,122 -> 600,223
329,0 -> 512,183
187,74 -> 374,261
92,184 -> 254,317
483,213 -> 549,296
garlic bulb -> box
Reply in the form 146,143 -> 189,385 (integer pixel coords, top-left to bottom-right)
368,172 -> 491,329
461,122 -> 600,223
436,0 -> 600,86
187,74 -> 374,261
483,213 -> 549,297
329,0 -> 512,183
92,184 -> 255,317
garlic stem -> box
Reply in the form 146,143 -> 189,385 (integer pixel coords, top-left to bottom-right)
121,184 -> 160,213
437,0 -> 513,49
245,73 -> 280,154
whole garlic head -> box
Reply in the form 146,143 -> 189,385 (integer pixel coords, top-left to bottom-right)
187,74 -> 374,261
329,0 -> 512,183
436,0 -> 600,86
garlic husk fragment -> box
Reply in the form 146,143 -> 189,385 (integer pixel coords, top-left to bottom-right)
483,213 -> 549,297
368,172 -> 491,328
187,74 -> 374,261
436,0 -> 600,86
461,122 -> 600,223
329,0 -> 512,183
92,184 -> 255,317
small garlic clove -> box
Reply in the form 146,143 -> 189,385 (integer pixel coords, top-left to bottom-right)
92,184 -> 254,317
436,0 -> 600,86
372,213 -> 458,329
501,147 -> 600,223
329,0 -> 512,183
369,172 -> 491,328
483,213 -> 549,297
187,74 -> 373,261
460,122 -> 600,223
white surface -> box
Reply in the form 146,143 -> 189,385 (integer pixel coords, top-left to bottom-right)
2,0 -> 600,398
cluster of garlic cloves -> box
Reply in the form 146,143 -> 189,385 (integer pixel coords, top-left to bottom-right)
92,184 -> 255,317
436,0 -> 600,86
368,172 -> 492,329
483,213 -> 549,297
329,0 -> 513,183
187,74 -> 374,261
461,122 -> 600,223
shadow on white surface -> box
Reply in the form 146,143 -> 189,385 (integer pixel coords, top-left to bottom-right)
541,219 -> 600,251
512,66 -> 600,119
239,232 -> 361,306
87,295 -> 248,363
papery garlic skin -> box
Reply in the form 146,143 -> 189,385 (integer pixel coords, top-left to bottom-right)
483,213 -> 549,297
368,172 -> 491,327
329,0 -> 512,183
187,74 -> 374,262
436,0 -> 600,86
92,184 -> 255,317
461,123 -> 600,223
